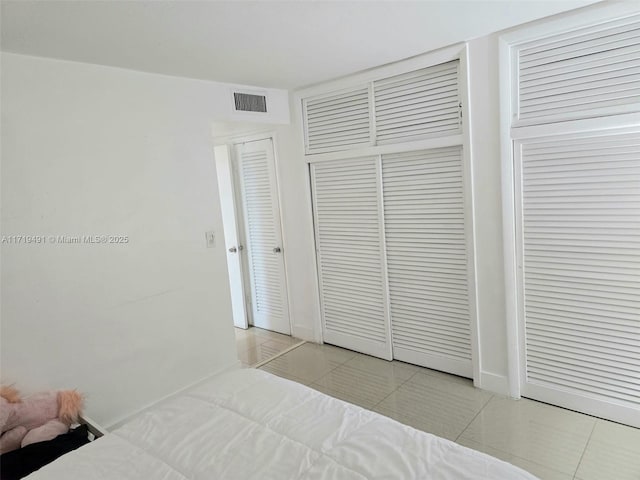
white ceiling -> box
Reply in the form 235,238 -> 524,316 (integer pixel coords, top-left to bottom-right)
1,0 -> 598,89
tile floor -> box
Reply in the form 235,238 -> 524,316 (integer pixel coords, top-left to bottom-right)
254,341 -> 640,480
234,326 -> 304,367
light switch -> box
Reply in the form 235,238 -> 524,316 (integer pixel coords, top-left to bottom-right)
205,230 -> 215,248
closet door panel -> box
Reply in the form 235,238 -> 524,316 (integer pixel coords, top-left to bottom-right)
311,158 -> 392,359
382,147 -> 472,377
517,130 -> 640,428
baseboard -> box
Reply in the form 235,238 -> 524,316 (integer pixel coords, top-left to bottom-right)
104,361 -> 241,431
478,371 -> 509,396
291,323 -> 317,342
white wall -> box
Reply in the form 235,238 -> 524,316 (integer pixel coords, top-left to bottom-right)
0,53 -> 289,427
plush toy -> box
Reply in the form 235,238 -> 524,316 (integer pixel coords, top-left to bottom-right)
0,385 -> 84,454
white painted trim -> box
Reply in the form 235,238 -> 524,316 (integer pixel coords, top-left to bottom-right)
511,113 -> 640,140
512,140 -> 529,405
376,154 -> 393,361
309,163 -> 328,347
105,361 -> 241,430
212,127 -> 276,146
459,44 -> 482,388
270,133 -> 296,337
499,2 -> 640,47
499,35 -> 521,399
305,134 -> 464,164
479,371 -> 509,396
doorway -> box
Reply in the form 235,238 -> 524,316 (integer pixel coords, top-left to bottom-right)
215,136 -> 291,336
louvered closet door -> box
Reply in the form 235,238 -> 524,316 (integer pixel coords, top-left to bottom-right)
236,139 -> 290,335
311,158 -> 392,359
382,147 -> 472,377
517,15 -> 640,124
304,87 -> 371,155
374,60 -> 461,144
517,131 -> 640,428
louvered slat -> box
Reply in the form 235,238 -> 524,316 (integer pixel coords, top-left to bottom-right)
520,132 -> 640,415
374,61 -> 461,145
312,158 -> 391,359
304,87 -> 371,154
518,16 -> 640,122
382,147 -> 472,377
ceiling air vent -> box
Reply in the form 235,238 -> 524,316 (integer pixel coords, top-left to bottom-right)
233,91 -> 267,113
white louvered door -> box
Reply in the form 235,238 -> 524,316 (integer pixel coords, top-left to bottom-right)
515,14 -> 640,125
374,60 -> 461,144
383,147 -> 472,377
304,87 -> 371,155
235,139 -> 290,335
311,158 -> 392,359
516,131 -> 640,428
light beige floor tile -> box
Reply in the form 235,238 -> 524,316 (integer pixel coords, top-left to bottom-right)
457,438 -> 573,480
342,353 -> 421,383
373,372 -> 492,441
575,419 -> 640,480
255,343 -> 356,384
257,363 -> 311,385
235,335 -> 266,355
237,339 -> 293,366
458,396 -> 595,475
252,327 -> 302,345
312,362 -> 407,409
409,369 -> 492,400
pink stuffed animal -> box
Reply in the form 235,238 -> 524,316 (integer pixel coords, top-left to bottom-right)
0,385 -> 84,454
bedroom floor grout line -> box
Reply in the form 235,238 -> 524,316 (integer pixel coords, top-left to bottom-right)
250,339 -> 307,369
369,369 -> 421,410
571,419 -> 597,480
454,393 -> 494,443
307,348 -> 362,386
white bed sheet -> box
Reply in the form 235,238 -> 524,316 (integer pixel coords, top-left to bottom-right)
26,369 -> 538,479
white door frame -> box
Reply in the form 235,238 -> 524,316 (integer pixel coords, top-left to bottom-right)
230,132 -> 293,335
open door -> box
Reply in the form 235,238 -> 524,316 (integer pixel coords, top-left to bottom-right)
214,144 -> 248,329
234,138 -> 291,335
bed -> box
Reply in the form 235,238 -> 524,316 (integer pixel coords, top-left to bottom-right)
25,369 -> 538,479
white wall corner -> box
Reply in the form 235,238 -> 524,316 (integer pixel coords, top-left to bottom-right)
104,360 -> 242,431
291,322 -> 318,343
478,371 -> 510,396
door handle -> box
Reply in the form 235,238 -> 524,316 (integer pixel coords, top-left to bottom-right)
273,247 -> 281,253
228,246 -> 237,253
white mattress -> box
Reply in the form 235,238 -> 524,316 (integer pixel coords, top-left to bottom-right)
27,369 -> 538,479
